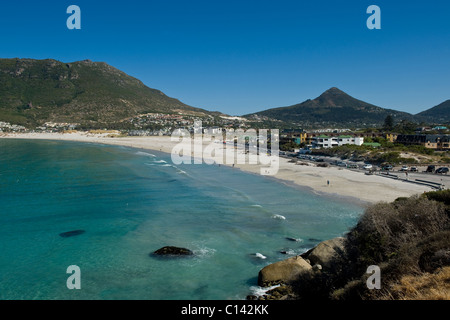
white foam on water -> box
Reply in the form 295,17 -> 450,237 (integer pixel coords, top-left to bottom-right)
135,151 -> 156,157
282,249 -> 296,255
271,214 -> 286,220
144,162 -> 171,167
249,284 -> 281,297
287,237 -> 303,242
194,246 -> 217,258
255,252 -> 267,259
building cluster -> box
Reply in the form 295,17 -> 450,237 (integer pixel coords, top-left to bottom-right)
280,128 -> 450,151
125,113 -> 249,132
280,129 -> 366,149
0,121 -> 26,132
396,134 -> 450,150
36,122 -> 79,132
127,113 -> 193,129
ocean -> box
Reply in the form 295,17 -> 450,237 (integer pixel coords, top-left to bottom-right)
0,139 -> 364,300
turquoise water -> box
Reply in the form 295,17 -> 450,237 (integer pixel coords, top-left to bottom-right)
0,139 -> 364,300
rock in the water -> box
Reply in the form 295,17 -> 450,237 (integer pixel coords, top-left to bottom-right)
152,246 -> 194,256
303,237 -> 346,270
59,230 -> 85,238
285,237 -> 302,242
258,255 -> 312,286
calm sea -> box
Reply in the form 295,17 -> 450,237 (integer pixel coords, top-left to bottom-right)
0,139 -> 364,300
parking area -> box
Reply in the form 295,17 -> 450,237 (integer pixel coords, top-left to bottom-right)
281,152 -> 450,189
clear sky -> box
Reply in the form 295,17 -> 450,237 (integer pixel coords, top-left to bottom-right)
1,0 -> 449,116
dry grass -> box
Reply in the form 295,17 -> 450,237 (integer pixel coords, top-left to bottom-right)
88,129 -> 119,134
387,267 -> 450,300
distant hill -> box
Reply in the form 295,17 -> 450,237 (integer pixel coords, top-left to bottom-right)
245,87 -> 415,128
416,100 -> 450,124
0,58 -> 213,128
1,59 -> 449,130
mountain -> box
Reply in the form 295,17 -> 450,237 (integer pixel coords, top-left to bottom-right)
0,58 -> 213,128
416,100 -> 450,124
245,87 -> 415,128
1,59 -> 448,130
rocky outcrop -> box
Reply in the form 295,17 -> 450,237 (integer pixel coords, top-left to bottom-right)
258,255 -> 312,287
303,237 -> 346,270
251,236 -> 347,300
152,246 -> 194,257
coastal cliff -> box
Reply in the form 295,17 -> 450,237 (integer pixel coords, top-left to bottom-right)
250,190 -> 450,300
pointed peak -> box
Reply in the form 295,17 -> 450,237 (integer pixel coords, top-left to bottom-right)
313,87 -> 352,106
321,87 -> 346,95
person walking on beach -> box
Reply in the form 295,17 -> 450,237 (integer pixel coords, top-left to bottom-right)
327,180 -> 330,186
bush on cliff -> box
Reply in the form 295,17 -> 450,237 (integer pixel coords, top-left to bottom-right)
292,190 -> 450,300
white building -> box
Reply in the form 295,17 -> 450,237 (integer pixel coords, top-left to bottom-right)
311,135 -> 364,149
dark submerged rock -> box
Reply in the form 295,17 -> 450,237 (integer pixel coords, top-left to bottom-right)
152,246 -> 194,257
59,230 -> 85,238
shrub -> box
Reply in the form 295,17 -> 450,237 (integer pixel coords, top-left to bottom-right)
424,189 -> 450,207
291,194 -> 450,300
316,163 -> 329,167
347,197 -> 448,266
321,196 -> 448,297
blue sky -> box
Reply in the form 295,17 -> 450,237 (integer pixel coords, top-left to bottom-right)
1,0 -> 449,115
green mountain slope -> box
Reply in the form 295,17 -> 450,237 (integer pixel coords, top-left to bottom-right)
0,58 -> 211,127
245,87 -> 415,128
2,59 -> 448,130
416,100 -> 450,124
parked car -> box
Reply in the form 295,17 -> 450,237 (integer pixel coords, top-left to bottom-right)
426,165 -> 436,173
399,166 -> 409,171
363,164 -> 373,170
410,167 -> 418,172
337,162 -> 347,167
436,167 -> 449,174
382,164 -> 393,171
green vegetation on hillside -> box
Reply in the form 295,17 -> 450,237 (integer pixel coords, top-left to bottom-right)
1,59 -> 449,130
0,58 -> 211,128
246,87 -> 416,128
417,100 -> 450,124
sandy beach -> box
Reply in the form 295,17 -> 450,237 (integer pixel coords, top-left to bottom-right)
0,131 -> 438,205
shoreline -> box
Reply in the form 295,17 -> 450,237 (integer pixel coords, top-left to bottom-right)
0,132 -> 435,205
